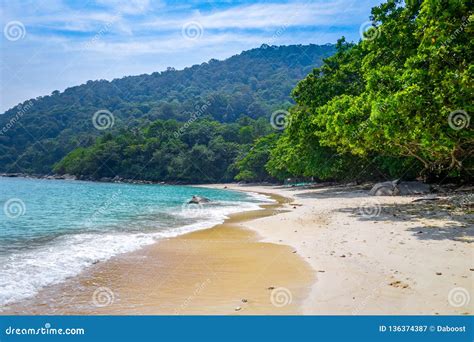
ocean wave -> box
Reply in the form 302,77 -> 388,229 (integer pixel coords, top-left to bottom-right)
0,194 -> 268,308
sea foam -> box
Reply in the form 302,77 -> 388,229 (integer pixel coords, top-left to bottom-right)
0,191 -> 271,307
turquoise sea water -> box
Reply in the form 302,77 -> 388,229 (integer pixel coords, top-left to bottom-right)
0,177 -> 269,307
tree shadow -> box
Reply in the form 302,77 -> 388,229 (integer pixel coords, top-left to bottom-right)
337,199 -> 473,243
292,184 -> 372,199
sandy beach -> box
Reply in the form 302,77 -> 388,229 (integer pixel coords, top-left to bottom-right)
204,183 -> 473,315
3,183 -> 472,315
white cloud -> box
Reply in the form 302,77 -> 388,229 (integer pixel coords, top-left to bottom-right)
142,0 -> 364,31
96,0 -> 155,15
74,31 -> 268,55
0,0 -> 379,112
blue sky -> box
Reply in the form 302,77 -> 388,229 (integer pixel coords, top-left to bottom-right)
1,0 -> 380,112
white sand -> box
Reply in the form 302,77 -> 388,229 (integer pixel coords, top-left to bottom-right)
203,183 -> 473,315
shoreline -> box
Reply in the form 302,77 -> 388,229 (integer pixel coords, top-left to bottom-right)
0,179 -> 281,310
3,192 -> 314,315
201,183 -> 473,315
1,173 -> 278,186
2,181 -> 472,315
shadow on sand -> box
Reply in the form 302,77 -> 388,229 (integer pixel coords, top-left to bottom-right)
337,199 -> 473,243
291,185 -> 371,199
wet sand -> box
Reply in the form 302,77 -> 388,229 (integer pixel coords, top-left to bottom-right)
3,194 -> 313,315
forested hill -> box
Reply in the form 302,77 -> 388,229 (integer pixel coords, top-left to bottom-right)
0,44 -> 335,174
38,0 -> 473,184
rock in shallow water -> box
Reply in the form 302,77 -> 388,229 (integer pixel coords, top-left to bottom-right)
188,195 -> 211,204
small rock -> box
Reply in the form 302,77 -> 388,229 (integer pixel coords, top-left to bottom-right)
292,251 -> 297,253
340,254 -> 346,258
416,231 -> 423,234
470,268 -> 474,272
188,195 -> 211,204
318,270 -> 325,273
235,306 -> 241,311
267,286 -> 275,290
293,206 -> 297,209
389,280 -> 410,289
436,272 -> 442,275
241,299 -> 248,303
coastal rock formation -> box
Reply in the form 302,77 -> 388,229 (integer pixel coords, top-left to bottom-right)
369,180 -> 431,196
188,195 -> 211,204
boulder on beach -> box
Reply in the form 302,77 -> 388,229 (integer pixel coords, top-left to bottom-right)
188,195 -> 211,204
369,180 -> 397,196
369,180 -> 431,196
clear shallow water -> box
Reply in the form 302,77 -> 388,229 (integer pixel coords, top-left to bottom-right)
0,177 -> 270,307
